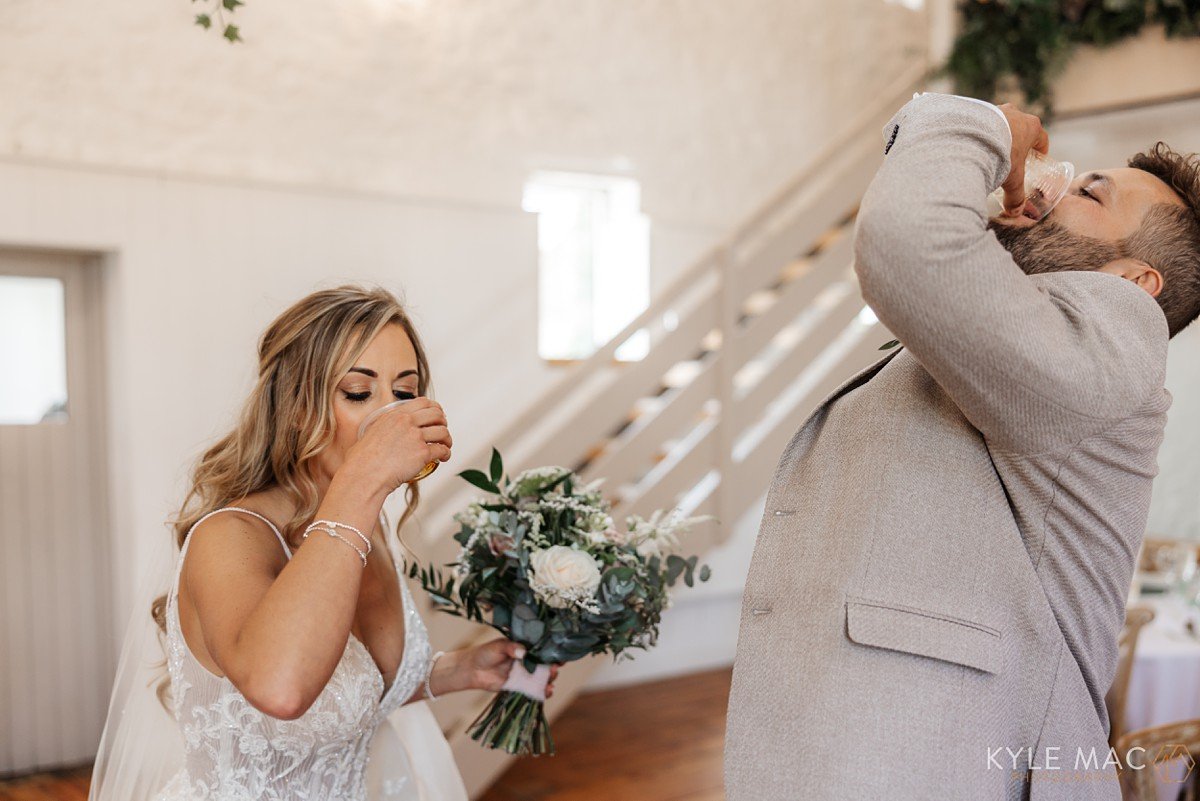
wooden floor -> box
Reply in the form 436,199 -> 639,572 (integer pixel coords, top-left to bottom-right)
482,666 -> 730,801
0,666 -> 731,801
0,766 -> 90,801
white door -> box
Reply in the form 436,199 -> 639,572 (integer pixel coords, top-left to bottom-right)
0,249 -> 112,775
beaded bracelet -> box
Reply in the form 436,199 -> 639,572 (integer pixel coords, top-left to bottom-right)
301,526 -> 367,567
307,519 -> 372,555
425,650 -> 446,701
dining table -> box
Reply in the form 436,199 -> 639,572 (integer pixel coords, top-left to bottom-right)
1122,587 -> 1200,800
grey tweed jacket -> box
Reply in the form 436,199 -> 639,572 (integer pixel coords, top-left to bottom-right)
723,93 -> 1172,800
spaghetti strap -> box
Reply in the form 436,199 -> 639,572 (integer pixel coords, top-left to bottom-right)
185,506 -> 292,559
167,506 -> 292,629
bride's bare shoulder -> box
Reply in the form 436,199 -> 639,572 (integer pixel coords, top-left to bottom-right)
183,494 -> 291,579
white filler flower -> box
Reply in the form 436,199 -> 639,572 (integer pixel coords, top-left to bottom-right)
528,545 -> 602,609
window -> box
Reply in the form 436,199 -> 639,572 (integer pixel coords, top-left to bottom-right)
522,171 -> 651,361
0,276 -> 68,424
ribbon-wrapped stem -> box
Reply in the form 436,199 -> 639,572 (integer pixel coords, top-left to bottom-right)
466,660 -> 555,756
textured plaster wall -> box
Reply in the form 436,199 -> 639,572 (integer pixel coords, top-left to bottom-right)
0,0 -> 927,228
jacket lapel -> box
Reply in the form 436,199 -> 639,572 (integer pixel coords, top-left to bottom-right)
811,341 -> 904,412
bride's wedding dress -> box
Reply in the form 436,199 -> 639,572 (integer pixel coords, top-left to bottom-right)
91,506 -> 468,801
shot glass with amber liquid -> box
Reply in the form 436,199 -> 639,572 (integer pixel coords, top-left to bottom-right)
357,399 -> 440,482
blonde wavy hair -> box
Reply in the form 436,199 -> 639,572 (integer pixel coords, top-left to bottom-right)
150,284 -> 432,658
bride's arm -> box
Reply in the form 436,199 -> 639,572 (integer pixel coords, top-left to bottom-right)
184,473 -> 392,720
400,641 -> 562,705
184,399 -> 451,720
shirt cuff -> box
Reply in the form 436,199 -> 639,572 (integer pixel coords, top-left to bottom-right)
912,92 -> 1011,142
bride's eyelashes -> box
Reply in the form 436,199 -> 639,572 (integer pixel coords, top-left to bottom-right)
342,389 -> 418,403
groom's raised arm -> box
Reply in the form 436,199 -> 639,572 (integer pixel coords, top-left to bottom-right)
851,92 -> 1167,454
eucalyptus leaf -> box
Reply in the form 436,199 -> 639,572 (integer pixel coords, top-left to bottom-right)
665,555 -> 686,585
490,447 -> 503,483
459,469 -> 500,494
524,619 -> 545,642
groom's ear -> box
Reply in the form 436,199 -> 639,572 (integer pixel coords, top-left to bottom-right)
1097,257 -> 1163,299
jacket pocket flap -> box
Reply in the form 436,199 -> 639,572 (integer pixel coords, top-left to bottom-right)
845,599 -> 1001,674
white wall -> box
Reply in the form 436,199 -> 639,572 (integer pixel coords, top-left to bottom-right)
0,0 -> 927,228
0,155 -> 730,706
0,159 -> 543,633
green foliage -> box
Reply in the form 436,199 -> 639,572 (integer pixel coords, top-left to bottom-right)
190,0 -> 244,43
409,448 -> 713,667
940,0 -> 1200,118
458,469 -> 501,495
408,447 -> 714,755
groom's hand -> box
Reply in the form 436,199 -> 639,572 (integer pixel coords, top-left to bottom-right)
996,103 -> 1050,218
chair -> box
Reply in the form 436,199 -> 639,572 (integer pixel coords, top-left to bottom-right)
1140,538 -> 1173,572
1106,605 -> 1157,750
1139,538 -> 1200,574
1115,718 -> 1200,801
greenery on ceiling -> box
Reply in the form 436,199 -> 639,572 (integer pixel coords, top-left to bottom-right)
185,0 -> 1200,95
193,0 -> 244,43
940,0 -> 1200,118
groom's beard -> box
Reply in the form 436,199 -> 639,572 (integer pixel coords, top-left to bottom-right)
986,218 -> 1123,276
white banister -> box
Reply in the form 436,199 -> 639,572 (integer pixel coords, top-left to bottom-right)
420,62 -> 926,517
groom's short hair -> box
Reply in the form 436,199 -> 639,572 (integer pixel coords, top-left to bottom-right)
1123,142 -> 1200,338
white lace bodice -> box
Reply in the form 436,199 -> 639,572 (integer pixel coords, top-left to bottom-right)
156,507 -> 432,801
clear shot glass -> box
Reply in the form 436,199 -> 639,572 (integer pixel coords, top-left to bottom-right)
986,151 -> 1075,222
357,399 -> 440,482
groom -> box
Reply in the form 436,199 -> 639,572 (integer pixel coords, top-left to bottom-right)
724,92 -> 1200,800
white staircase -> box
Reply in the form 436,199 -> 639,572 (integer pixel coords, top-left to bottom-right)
405,66 -> 926,797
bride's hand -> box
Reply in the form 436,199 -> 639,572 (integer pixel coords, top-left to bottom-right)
461,638 -> 563,698
343,398 -> 452,491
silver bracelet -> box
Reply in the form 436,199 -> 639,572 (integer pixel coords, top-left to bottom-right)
425,650 -> 446,701
301,526 -> 367,567
307,519 -> 372,554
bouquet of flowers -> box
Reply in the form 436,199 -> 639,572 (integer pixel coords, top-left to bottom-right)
407,448 -> 713,756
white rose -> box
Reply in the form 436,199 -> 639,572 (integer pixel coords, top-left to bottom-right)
528,545 -> 602,609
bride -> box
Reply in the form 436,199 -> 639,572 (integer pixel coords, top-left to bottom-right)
90,284 -> 559,800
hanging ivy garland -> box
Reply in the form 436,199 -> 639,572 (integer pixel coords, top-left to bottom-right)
193,0 -> 244,43
939,0 -> 1200,118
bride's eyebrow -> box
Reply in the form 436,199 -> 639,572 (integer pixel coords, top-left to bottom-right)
346,367 -> 418,379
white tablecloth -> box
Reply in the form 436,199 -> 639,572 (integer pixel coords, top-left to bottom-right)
1122,593 -> 1200,800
